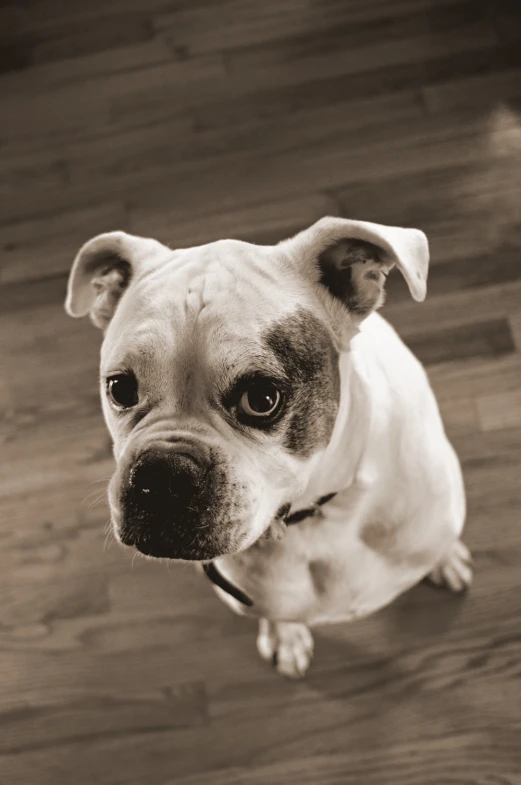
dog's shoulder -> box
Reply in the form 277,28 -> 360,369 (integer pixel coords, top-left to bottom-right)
351,312 -> 430,397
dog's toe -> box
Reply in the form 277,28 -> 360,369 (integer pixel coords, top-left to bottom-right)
427,539 -> 473,592
256,620 -> 277,662
257,619 -> 314,679
276,636 -> 313,679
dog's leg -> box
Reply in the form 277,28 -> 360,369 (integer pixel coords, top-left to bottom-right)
256,618 -> 314,679
427,539 -> 473,592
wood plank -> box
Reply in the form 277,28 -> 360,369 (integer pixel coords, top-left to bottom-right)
1,594 -> 520,781
0,408 -> 109,499
476,390 -> 521,431
485,0 -> 521,45
171,750 -> 521,785
129,190 -> 341,249
0,273 -> 69,312
154,0 -> 490,55
438,396 -> 479,435
0,114 -> 484,224
190,35 -> 510,137
0,479 -> 113,561
0,38 -> 174,92
387,245 -> 521,297
510,312 -> 521,351
403,317 -> 515,366
0,0 -> 174,37
1,12 -> 156,75
6,156 -> 520,284
422,66 -> 521,113
1,571 -> 110,628
428,352 -> 521,401
384,280 -> 521,335
336,148 -> 521,265
224,0 -> 492,64
0,681 -> 208,755
0,201 -> 128,284
0,58 -> 217,151
61,114 -> 491,227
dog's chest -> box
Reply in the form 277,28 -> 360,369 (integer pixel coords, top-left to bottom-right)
214,499 -> 432,625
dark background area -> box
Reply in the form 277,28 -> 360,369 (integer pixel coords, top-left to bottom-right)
1,1 -> 521,783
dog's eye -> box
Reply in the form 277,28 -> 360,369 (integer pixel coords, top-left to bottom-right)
107,373 -> 139,409
238,379 -> 282,419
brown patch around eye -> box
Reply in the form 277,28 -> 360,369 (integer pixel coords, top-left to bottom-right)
262,309 -> 340,457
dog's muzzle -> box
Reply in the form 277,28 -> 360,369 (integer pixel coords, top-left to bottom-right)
118,444 -> 231,560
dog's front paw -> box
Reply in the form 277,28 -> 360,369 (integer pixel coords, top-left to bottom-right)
427,539 -> 473,592
256,619 -> 314,679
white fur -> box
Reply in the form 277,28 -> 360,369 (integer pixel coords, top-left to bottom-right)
66,217 -> 469,677
215,310 -> 466,626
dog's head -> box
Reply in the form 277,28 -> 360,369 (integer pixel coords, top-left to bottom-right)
65,217 -> 428,560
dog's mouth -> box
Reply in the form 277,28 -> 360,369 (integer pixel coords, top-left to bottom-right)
115,502 -> 289,561
117,516 -> 238,561
133,536 -> 220,561
111,490 -> 297,561
114,498 -> 261,561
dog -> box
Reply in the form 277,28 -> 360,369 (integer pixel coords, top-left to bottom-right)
65,216 -> 472,678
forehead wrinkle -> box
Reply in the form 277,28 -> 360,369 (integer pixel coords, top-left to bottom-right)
180,240 -> 284,309
101,327 -> 173,375
172,333 -> 208,412
141,240 -> 297,330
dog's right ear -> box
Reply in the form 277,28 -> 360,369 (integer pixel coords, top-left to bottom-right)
65,231 -> 168,329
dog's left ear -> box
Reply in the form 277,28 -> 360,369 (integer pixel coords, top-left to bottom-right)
283,217 -> 429,319
65,231 -> 169,329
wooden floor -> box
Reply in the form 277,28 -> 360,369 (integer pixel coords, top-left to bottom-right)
1,1 -> 521,783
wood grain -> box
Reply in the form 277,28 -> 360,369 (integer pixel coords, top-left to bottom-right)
1,1 -> 521,784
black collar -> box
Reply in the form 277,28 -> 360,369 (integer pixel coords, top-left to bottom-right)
202,561 -> 254,606
203,492 -> 337,606
284,491 -> 337,525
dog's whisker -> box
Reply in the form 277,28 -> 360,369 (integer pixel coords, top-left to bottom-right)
79,476 -> 112,493
87,493 -> 108,511
104,530 -> 115,552
80,488 -> 107,506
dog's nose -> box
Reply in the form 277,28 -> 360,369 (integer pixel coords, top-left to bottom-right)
128,449 -> 205,515
118,444 -> 233,560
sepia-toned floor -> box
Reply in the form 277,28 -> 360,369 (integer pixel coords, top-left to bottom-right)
1,1 -> 521,783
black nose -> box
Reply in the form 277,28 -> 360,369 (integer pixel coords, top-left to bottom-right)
128,449 -> 206,515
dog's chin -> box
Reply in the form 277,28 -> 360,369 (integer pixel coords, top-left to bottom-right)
113,511 -> 276,562
132,537 -> 225,562
116,519 -> 250,562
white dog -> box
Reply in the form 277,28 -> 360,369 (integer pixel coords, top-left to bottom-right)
65,217 -> 472,678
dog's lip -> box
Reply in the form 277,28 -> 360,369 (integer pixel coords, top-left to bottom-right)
132,535 -> 229,562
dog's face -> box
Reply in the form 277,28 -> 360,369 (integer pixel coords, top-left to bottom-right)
65,218 -> 428,560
